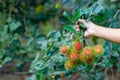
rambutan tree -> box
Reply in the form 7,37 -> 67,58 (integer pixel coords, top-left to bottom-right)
28,0 -> 120,80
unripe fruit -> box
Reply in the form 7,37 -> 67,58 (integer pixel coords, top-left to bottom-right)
93,45 -> 104,56
35,5 -> 44,14
73,41 -> 82,51
55,3 -> 61,9
70,52 -> 79,61
60,45 -> 70,54
64,60 -> 75,70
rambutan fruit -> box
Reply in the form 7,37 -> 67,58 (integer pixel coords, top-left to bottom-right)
69,52 -> 79,61
92,45 -> 104,57
79,47 -> 94,62
73,41 -> 82,51
64,60 -> 76,70
60,45 -> 70,54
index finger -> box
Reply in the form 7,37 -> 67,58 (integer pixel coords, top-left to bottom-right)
78,19 -> 86,24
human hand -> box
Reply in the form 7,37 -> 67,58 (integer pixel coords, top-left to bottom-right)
75,19 -> 97,37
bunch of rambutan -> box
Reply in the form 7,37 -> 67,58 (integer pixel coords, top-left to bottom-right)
60,40 -> 104,70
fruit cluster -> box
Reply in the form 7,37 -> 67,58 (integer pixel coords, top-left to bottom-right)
60,40 -> 104,70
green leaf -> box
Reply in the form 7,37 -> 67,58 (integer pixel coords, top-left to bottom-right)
9,21 -> 21,32
64,25 -> 77,35
81,6 -> 90,15
73,9 -> 82,22
91,3 -> 104,15
34,60 -> 51,71
0,57 -> 12,68
111,51 -> 119,57
36,74 -> 41,80
3,25 -> 8,36
30,53 -> 40,70
31,52 -> 51,71
51,54 -> 64,63
7,17 -> 12,23
63,11 -> 73,22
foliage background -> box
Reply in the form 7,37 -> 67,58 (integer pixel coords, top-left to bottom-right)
0,0 -> 120,80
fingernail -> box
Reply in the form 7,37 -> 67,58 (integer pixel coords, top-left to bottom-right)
75,25 -> 79,29
76,28 -> 80,32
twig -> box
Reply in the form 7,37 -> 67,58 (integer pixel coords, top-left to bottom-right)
91,63 -> 96,72
23,16 -> 28,36
13,71 -> 34,75
104,68 -> 109,80
114,9 -> 120,19
8,6 -> 14,18
111,68 -> 115,80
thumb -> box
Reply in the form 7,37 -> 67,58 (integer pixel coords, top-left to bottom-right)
84,31 -> 90,37
84,29 -> 94,37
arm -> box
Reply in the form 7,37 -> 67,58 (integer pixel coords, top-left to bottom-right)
75,19 -> 120,44
94,25 -> 120,44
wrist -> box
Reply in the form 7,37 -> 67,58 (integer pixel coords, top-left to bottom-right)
91,25 -> 100,37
